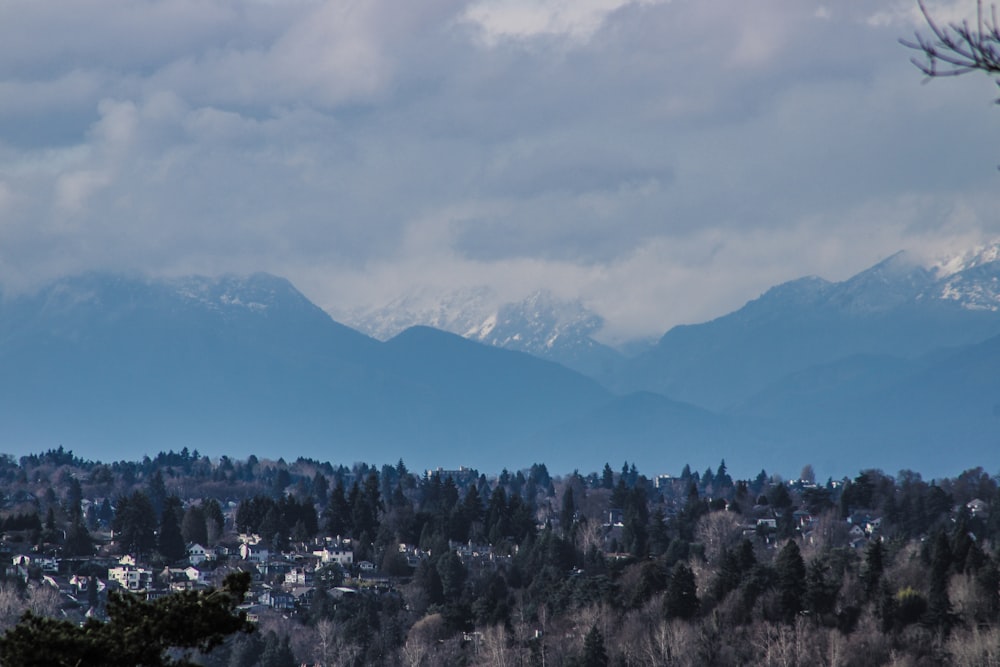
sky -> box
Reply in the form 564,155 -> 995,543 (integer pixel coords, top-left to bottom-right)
0,0 -> 998,343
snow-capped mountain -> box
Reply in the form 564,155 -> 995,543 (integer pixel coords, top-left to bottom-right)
468,290 -> 624,379
337,286 -> 498,342
930,242 -> 1000,311
614,242 -> 1000,411
340,288 -> 623,378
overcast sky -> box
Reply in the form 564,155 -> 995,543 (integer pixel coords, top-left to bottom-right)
1,0 -> 998,342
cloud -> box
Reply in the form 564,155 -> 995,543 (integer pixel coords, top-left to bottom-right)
0,0 -> 998,338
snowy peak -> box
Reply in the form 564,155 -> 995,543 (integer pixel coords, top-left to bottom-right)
471,290 -> 603,351
930,241 -> 1000,278
337,286 -> 497,342
169,273 -> 300,314
339,287 -> 622,378
743,244 -> 1000,317
831,251 -> 936,313
926,242 -> 1000,312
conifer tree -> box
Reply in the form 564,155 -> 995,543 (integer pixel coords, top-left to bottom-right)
0,572 -> 253,667
580,625 -> 608,667
775,540 -> 806,622
664,562 -> 699,620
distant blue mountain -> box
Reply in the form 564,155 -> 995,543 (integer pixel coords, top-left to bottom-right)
5,250 -> 1000,478
614,251 -> 1000,412
0,273 -> 617,471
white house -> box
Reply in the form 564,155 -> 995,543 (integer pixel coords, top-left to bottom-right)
312,546 -> 353,567
108,565 -> 153,591
187,543 -> 213,566
239,543 -> 270,563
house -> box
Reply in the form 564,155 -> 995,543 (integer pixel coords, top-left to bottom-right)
312,546 -> 353,567
259,588 -> 296,611
187,543 -> 213,566
283,567 -> 313,586
108,565 -> 153,591
13,554 -> 58,574
239,543 -> 269,563
183,565 -> 214,586
967,499 -> 989,518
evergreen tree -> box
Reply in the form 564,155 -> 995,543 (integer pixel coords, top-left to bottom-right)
664,562 -> 699,619
323,482 -> 351,537
64,517 -> 94,557
147,469 -> 167,520
158,497 -> 187,563
580,625 -> 608,667
804,558 -> 838,617
775,540 -> 806,622
925,530 -> 953,632
560,487 -> 576,535
113,491 -> 157,556
601,463 -> 615,489
860,539 -> 885,601
181,505 -> 208,547
0,572 -> 253,667
312,472 -> 330,506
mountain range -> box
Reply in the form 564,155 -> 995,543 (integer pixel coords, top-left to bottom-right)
338,288 -> 626,379
3,245 -> 1000,477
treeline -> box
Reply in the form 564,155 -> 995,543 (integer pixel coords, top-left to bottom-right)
1,449 -> 999,665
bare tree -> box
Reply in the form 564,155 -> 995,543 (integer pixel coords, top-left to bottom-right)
902,1 -> 1000,94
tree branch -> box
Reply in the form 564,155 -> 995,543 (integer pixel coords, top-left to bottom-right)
901,0 -> 1000,88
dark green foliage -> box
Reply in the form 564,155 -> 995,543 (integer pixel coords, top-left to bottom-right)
113,490 -> 157,555
804,558 -> 839,618
147,469 -> 168,520
63,517 -> 94,557
925,529 -> 954,632
181,505 -> 209,547
323,481 -> 351,536
860,539 -> 884,601
664,562 -> 699,620
579,625 -> 608,667
774,540 -> 806,622
0,572 -> 253,667
158,496 -> 187,563
236,494 -> 318,545
561,487 -> 576,535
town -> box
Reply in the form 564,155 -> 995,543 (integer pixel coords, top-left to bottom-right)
0,446 -> 996,665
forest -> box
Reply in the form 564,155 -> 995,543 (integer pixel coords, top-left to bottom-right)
0,447 -> 997,666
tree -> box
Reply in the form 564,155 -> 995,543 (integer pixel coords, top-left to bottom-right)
925,529 -> 954,632
158,497 -> 187,563
0,572 -> 253,667
903,1 -> 1000,86
579,625 -> 608,667
113,491 -> 157,556
181,505 -> 208,547
775,540 -> 806,622
63,517 -> 94,558
860,539 -> 885,602
664,562 -> 699,620
560,487 -> 576,535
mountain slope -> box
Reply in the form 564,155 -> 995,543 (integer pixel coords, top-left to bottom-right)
340,288 -> 624,380
0,273 -> 615,468
615,250 -> 1000,411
